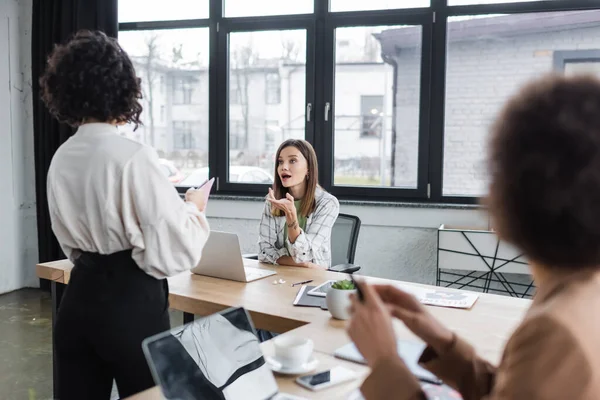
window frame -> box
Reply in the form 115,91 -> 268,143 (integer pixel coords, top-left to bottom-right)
118,0 -> 600,204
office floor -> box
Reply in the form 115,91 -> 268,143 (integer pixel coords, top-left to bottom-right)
0,288 -> 183,400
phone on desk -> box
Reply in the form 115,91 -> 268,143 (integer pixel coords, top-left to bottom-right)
295,366 -> 357,391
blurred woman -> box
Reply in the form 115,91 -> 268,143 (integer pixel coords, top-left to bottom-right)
348,74 -> 600,399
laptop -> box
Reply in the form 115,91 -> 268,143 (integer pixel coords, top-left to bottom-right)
142,307 -> 306,400
191,231 -> 276,282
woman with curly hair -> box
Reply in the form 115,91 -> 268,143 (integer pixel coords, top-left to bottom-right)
41,30 -> 210,399
347,74 -> 600,399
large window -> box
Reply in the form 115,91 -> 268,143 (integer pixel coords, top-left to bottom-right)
118,27 -> 209,185
443,10 -> 600,197
226,29 -> 306,185
118,0 -> 600,203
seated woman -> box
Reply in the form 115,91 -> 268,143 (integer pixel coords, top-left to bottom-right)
258,139 -> 339,269
348,74 -> 600,399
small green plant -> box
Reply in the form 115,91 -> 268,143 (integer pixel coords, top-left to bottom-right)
331,279 -> 356,290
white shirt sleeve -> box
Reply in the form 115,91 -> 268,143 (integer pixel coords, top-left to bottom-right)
120,146 -> 210,278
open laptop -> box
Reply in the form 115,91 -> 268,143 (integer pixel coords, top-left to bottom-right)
191,231 -> 276,282
142,307 -> 306,400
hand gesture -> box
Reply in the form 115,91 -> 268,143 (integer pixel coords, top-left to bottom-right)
267,188 -> 297,219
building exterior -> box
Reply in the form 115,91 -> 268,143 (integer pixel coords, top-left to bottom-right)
121,10 -> 600,191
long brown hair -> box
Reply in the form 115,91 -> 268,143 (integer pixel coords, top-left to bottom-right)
271,139 -> 319,217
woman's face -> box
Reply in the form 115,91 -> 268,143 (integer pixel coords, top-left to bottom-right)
277,146 -> 309,189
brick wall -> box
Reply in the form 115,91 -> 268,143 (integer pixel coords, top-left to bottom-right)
391,23 -> 600,195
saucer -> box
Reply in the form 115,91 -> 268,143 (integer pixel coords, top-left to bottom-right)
265,355 -> 319,375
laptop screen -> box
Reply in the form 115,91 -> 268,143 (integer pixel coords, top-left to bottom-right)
142,307 -> 279,400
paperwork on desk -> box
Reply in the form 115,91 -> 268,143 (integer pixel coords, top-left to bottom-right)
395,284 -> 479,309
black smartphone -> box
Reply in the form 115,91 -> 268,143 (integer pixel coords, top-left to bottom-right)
351,276 -> 364,303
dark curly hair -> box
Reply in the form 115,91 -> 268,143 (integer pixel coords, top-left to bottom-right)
488,74 -> 600,270
40,30 -> 143,127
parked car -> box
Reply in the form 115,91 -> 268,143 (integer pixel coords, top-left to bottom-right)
178,166 -> 273,187
158,159 -> 184,184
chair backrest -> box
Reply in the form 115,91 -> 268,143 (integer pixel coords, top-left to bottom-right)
330,213 -> 361,265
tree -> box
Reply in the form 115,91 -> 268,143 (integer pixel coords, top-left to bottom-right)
231,42 -> 258,149
281,39 -> 301,63
141,34 -> 159,147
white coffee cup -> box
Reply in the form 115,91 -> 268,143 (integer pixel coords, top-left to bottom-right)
273,336 -> 314,369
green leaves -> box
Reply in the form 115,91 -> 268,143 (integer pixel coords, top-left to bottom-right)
331,279 -> 356,290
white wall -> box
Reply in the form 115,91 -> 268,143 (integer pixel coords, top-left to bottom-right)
205,198 -> 489,284
0,0 -> 38,294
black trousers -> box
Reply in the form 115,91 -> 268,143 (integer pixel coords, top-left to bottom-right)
54,250 -> 170,400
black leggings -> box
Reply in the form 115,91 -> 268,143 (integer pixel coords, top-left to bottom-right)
54,250 -> 170,400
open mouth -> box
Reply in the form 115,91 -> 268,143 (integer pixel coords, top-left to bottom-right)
281,173 -> 292,181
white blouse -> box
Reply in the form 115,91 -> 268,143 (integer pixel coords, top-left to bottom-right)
47,123 -> 210,278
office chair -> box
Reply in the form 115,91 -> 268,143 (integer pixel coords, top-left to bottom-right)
243,213 -> 362,274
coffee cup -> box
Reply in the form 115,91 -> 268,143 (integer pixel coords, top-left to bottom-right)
273,336 -> 314,369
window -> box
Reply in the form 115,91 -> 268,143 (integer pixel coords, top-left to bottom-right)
227,29 -> 306,184
119,0 -> 600,202
118,28 -> 209,181
118,0 -> 209,22
224,0 -> 313,18
554,50 -> 600,77
265,73 -> 281,105
330,0 -> 430,12
449,0 -> 559,4
442,11 -> 600,197
173,76 -> 197,105
333,25 -> 422,189
173,121 -> 199,150
360,96 -> 384,138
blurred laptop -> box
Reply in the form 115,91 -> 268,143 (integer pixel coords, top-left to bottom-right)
191,231 -> 276,282
142,307 -> 305,400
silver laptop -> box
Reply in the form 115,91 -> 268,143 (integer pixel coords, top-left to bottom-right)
142,307 -> 306,400
191,231 -> 276,282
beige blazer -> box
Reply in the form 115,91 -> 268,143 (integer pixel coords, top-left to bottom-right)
361,269 -> 600,400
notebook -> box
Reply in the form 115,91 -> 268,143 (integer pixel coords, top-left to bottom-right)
334,340 -> 442,385
292,285 -> 328,309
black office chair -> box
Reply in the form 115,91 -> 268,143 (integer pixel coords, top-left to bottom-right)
243,213 -> 362,274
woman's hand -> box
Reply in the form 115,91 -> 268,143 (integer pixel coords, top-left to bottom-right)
185,187 -> 207,212
267,188 -> 297,220
347,282 -> 398,367
374,285 -> 454,355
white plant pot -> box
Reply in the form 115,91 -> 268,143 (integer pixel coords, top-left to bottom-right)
326,288 -> 356,320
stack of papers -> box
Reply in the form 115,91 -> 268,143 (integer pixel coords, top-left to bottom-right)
395,284 -> 479,309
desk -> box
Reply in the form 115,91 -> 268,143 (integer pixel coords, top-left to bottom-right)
37,259 -> 531,399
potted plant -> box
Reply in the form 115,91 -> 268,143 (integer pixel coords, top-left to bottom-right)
326,279 -> 357,320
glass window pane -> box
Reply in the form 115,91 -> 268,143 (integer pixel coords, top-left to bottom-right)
443,11 -> 598,196
118,0 -> 209,23
334,25 -> 422,188
224,0 -> 313,18
449,0 -> 558,5
118,29 -> 209,187
228,30 -> 306,184
330,0 -> 429,12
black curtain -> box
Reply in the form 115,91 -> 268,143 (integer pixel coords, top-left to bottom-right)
32,0 -> 118,288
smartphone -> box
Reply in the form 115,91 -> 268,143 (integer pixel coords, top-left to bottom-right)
351,276 -> 364,303
295,366 -> 357,391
